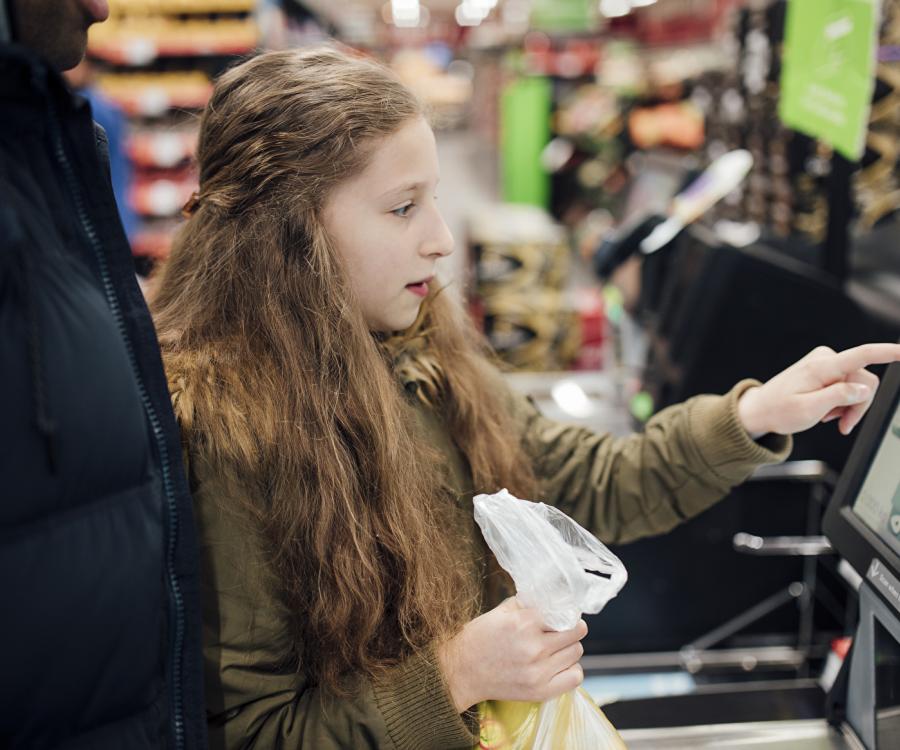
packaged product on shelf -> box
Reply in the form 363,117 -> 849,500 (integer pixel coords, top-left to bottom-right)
87,0 -> 258,276
96,71 -> 213,116
481,290 -> 580,372
90,17 -> 257,64
569,287 -> 607,372
467,205 -> 580,371
130,167 -> 198,218
131,218 -> 182,261
128,128 -> 198,170
474,240 -> 569,293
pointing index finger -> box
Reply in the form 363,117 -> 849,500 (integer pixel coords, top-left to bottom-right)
824,344 -> 900,381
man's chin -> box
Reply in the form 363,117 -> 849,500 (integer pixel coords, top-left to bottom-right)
56,36 -> 89,72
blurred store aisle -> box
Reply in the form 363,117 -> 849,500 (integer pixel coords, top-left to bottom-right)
435,128 -> 498,289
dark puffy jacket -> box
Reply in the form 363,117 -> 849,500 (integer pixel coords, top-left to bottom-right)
0,43 -> 207,749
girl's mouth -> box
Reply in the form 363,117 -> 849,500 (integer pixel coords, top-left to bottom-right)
405,276 -> 433,298
405,282 -> 429,298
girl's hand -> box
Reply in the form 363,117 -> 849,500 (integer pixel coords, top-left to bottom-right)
436,597 -> 587,712
737,343 -> 900,438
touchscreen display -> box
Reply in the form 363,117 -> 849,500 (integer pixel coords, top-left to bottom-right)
875,618 -> 900,749
852,400 -> 900,556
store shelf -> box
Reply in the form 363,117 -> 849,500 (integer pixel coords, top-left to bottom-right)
89,18 -> 258,64
130,170 -> 198,218
107,0 -> 256,13
84,0 -> 258,272
128,129 -> 198,169
132,225 -> 177,260
97,72 -> 213,116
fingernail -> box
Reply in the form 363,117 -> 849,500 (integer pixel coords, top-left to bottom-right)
848,384 -> 871,403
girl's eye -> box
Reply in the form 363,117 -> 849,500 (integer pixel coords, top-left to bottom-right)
392,202 -> 414,218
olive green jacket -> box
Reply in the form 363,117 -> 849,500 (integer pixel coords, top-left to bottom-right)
187,376 -> 791,750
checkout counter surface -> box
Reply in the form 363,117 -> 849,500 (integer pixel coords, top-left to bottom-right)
620,719 -> 854,749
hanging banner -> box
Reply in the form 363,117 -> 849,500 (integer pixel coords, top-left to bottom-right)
779,0 -> 880,160
531,0 -> 595,33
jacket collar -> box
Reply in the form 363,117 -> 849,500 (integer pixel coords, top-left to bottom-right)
0,42 -> 89,132
380,326 -> 446,408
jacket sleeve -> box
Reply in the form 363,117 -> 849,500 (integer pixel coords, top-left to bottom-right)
508,378 -> 793,545
190,455 -> 478,750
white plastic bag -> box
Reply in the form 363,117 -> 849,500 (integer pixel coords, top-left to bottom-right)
473,488 -> 629,750
473,488 -> 628,630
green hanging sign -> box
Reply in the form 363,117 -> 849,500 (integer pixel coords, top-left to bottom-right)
779,0 -> 880,160
530,0 -> 595,33
501,76 -> 551,208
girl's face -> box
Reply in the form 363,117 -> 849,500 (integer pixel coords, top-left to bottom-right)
323,116 -> 454,333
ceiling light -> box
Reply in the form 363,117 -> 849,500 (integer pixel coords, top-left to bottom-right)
456,2 -> 486,26
391,0 -> 420,27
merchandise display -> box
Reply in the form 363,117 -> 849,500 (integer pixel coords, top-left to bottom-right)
675,1 -> 833,243
96,71 -> 213,115
87,0 -> 260,271
88,16 -> 258,63
390,49 -> 474,129
854,0 -> 900,232
467,204 -> 589,371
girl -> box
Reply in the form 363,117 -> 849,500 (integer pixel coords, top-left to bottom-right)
152,48 -> 898,750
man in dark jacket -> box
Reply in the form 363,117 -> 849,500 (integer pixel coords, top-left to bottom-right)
0,2 -> 206,748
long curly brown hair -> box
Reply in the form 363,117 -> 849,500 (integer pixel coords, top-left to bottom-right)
152,48 -> 535,695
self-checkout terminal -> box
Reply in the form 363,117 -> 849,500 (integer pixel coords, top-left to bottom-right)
822,362 -> 900,749
613,364 -> 900,748
589,224 -> 900,660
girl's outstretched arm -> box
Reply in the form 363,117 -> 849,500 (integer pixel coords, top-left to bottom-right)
511,376 -> 790,545
508,343 -> 900,545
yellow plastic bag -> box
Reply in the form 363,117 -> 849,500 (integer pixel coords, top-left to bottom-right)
477,690 -> 627,749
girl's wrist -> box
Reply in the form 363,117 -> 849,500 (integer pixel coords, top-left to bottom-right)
737,385 -> 767,440
436,630 -> 479,713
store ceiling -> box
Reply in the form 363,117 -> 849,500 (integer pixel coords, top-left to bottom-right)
368,0 -> 462,9
306,0 -> 463,20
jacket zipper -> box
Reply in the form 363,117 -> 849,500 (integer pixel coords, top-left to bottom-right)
47,102 -> 187,750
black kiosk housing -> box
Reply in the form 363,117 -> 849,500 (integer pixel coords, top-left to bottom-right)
823,362 -> 900,749
588,225 -> 900,656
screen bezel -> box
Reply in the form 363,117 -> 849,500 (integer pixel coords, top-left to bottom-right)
823,361 -> 900,598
